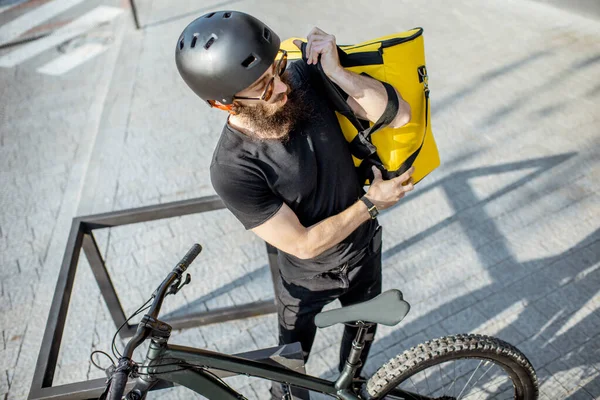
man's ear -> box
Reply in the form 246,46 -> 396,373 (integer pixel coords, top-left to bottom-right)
209,100 -> 235,113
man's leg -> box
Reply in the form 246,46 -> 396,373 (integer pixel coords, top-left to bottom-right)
271,275 -> 342,399
275,276 -> 340,361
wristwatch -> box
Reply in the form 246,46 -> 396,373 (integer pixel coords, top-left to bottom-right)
360,196 -> 379,219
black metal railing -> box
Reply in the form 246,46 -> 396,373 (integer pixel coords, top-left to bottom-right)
28,195 -> 287,400
28,153 -> 575,399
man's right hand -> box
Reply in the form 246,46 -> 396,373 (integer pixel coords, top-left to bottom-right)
364,166 -> 415,210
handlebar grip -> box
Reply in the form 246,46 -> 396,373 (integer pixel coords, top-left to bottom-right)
106,371 -> 128,400
175,243 -> 202,272
104,357 -> 132,400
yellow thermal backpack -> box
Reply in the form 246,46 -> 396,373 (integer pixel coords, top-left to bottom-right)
281,28 -> 439,184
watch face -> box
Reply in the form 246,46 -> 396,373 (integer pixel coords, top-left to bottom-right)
369,206 -> 378,219
361,197 -> 378,218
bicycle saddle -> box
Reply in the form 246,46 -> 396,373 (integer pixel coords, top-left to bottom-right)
314,289 -> 410,328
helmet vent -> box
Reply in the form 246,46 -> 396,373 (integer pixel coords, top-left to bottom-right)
179,37 -> 184,50
191,34 -> 198,48
263,28 -> 271,43
204,34 -> 217,50
241,53 -> 259,68
205,12 -> 215,18
223,12 -> 232,18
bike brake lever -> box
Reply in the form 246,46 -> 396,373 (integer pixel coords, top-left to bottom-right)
167,273 -> 191,296
104,364 -> 116,379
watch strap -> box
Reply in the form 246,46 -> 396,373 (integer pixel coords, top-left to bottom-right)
360,196 -> 379,219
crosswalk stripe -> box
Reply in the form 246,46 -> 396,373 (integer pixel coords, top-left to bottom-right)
0,0 -> 26,16
0,0 -> 86,47
0,0 -> 29,16
0,5 -> 123,68
37,42 -> 108,75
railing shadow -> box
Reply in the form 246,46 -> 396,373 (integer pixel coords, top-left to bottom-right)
162,264 -> 270,319
434,50 -> 553,114
311,146 -> 597,397
381,153 -> 575,261
478,52 -> 600,129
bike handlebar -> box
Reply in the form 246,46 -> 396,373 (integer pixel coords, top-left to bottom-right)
175,243 -> 202,273
147,243 -> 202,320
104,244 -> 202,400
106,359 -> 131,400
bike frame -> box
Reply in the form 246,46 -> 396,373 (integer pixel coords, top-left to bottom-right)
130,338 -> 346,399
112,246 -> 421,400
128,338 -> 421,400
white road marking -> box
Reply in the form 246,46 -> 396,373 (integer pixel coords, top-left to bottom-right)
0,6 -> 123,68
0,0 -> 29,15
0,1 -> 23,16
37,42 -> 108,75
0,0 -> 86,47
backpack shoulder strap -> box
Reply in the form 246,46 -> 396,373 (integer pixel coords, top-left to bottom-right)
360,79 -> 399,138
299,42 -> 400,159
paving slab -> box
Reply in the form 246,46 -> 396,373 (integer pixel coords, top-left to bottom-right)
0,0 -> 599,399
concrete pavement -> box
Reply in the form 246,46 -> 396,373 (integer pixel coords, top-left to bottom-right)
0,0 -> 599,399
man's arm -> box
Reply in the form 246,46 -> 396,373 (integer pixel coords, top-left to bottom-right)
252,198 -> 370,260
294,28 -> 411,128
252,166 -> 414,260
341,77 -> 411,129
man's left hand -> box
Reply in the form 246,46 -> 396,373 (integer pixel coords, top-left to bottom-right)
293,27 -> 343,79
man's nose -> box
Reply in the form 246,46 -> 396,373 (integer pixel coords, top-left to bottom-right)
273,76 -> 288,94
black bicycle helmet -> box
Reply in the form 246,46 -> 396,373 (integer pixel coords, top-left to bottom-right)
175,11 -> 281,105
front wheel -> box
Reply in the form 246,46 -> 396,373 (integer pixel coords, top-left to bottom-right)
362,334 -> 538,400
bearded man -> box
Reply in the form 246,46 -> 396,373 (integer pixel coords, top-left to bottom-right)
175,11 -> 414,399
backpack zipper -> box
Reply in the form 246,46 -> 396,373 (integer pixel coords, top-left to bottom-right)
339,27 -> 423,53
380,27 -> 423,48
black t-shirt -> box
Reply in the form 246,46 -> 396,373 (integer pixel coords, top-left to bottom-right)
210,60 -> 377,280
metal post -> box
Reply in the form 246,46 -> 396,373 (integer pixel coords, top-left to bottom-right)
29,196 -> 290,399
129,0 -> 141,29
82,232 -> 132,337
29,219 -> 85,396
164,301 -> 276,333
82,195 -> 224,229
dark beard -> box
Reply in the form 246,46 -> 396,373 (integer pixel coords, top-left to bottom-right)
232,73 -> 311,141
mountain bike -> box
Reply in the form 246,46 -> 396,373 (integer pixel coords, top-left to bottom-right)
95,244 -> 539,400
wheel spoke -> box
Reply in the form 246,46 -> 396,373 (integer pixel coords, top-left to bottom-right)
445,361 -> 458,397
462,382 -> 497,399
398,388 -> 428,400
439,362 -> 450,396
407,376 -> 421,399
461,361 -> 497,399
462,386 -> 492,400
369,335 -> 536,400
457,360 -> 484,399
423,364 -> 431,396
